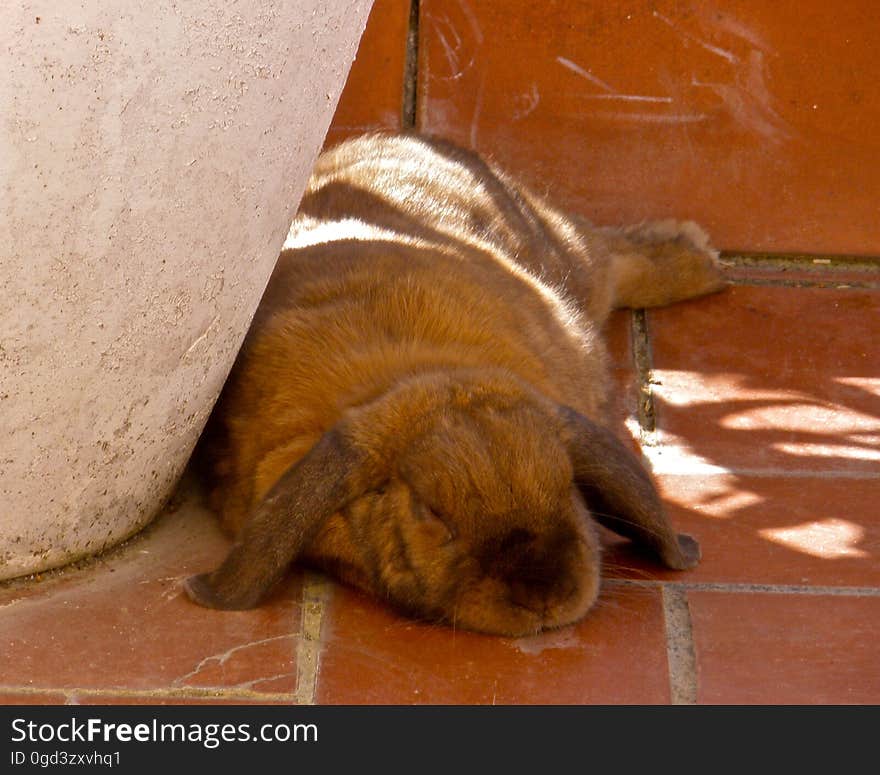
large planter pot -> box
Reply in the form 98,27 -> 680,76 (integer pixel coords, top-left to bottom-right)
0,0 -> 373,581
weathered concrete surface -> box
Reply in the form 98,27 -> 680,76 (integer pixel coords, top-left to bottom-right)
0,0 -> 373,580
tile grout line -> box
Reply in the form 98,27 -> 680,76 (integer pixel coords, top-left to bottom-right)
661,585 -> 698,705
401,0 -> 420,130
726,276 -> 880,290
631,306 -> 701,706
720,251 -> 880,271
292,571 -> 334,705
632,308 -> 702,706
607,577 -> 880,597
718,253 -> 879,289
630,308 -> 657,440
0,685 -> 297,703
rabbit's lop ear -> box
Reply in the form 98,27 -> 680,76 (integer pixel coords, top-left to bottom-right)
185,424 -> 373,610
558,406 -> 700,570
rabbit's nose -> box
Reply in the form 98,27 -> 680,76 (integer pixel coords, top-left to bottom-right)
508,579 -> 545,615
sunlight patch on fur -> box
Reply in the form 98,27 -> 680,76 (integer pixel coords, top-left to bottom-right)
284,216 -> 429,250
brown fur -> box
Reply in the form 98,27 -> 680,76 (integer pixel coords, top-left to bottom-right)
184,132 -> 725,636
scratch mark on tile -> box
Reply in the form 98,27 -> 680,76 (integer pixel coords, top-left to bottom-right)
231,672 -> 296,692
691,49 -> 792,142
511,82 -> 540,120
470,71 -> 487,147
582,94 -> 673,104
556,56 -> 617,93
429,8 -> 481,82
592,111 -> 710,124
455,0 -> 483,44
649,10 -> 790,142
433,17 -> 464,80
712,13 -> 770,52
653,10 -> 740,64
173,634 -> 293,687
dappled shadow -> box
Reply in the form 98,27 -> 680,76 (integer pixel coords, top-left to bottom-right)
604,283 -> 879,584
650,374 -> 880,474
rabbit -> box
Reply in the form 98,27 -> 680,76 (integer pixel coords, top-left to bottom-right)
184,132 -> 726,637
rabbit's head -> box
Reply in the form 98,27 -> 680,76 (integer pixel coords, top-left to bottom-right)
185,370 -> 699,636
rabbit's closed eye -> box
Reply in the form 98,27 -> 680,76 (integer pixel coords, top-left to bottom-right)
418,503 -> 456,543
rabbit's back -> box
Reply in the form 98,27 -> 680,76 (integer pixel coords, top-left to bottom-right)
205,135 -> 612,532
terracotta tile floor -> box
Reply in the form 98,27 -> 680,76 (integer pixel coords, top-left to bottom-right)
416,0 -> 880,255
3,2 -> 879,706
2,260 -> 877,706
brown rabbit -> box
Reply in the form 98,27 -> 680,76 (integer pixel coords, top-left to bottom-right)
184,132 -> 725,636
